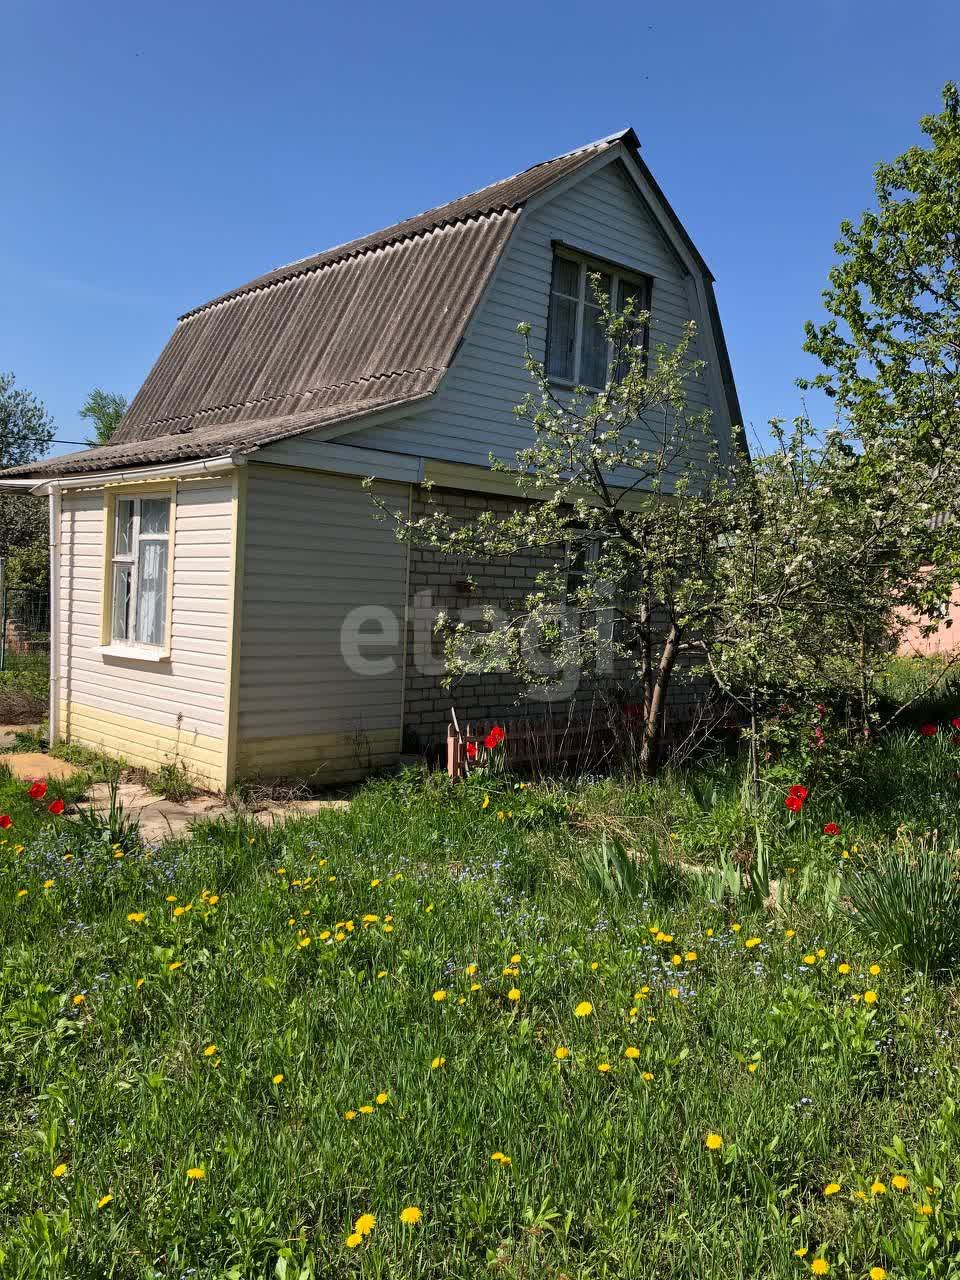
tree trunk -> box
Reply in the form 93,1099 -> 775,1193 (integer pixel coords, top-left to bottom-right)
638,621 -> 682,776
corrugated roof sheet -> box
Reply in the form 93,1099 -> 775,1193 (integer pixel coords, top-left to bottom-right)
115,208 -> 520,443
2,127 -> 740,480
11,389 -> 432,477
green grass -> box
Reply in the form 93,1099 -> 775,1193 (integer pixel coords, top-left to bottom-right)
1,741 -> 960,1278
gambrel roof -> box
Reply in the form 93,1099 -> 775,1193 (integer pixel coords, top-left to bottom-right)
4,129 -> 740,478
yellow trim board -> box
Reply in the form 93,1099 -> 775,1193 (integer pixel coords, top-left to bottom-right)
222,466 -> 248,787
61,700 -> 226,790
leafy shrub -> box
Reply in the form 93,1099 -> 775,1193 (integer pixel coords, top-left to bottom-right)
146,760 -> 197,803
845,842 -> 960,973
72,774 -> 142,854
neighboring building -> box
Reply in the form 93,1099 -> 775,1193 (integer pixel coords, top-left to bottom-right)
0,129 -> 742,788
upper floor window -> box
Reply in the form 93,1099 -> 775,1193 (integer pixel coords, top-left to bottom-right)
545,251 -> 651,388
110,494 -> 171,648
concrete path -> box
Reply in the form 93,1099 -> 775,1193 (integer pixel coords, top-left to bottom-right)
85,781 -> 348,843
0,724 -> 41,751
0,750 -> 83,781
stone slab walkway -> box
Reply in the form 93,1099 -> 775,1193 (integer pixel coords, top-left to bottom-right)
0,724 -> 41,751
85,782 -> 348,843
0,751 -> 83,781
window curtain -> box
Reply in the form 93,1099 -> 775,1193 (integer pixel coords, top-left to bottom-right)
135,541 -> 168,645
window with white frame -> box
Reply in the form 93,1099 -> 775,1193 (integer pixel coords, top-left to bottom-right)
109,495 -> 171,647
545,251 -> 651,388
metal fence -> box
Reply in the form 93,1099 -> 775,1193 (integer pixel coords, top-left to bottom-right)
0,557 -> 50,670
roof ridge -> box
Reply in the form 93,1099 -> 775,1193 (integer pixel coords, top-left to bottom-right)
179,130 -> 633,321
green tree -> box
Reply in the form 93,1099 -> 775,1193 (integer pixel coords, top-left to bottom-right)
79,387 -> 127,445
800,81 -> 960,720
0,374 -> 54,597
802,82 -> 959,443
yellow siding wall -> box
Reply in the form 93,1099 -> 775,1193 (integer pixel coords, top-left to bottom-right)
236,466 -> 409,782
58,479 -> 233,788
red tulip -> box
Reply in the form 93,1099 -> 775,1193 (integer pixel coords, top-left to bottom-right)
919,723 -> 938,737
484,726 -> 505,750
785,795 -> 804,813
823,822 -> 840,836
465,742 -> 478,760
788,785 -> 808,801
27,780 -> 47,801
952,716 -> 960,730
0,815 -> 11,829
48,799 -> 65,816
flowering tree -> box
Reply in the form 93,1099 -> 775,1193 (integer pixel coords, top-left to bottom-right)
373,87 -> 960,780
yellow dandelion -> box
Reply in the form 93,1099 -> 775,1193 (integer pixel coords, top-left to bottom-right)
97,1193 -> 113,1209
52,1163 -> 68,1178
685,950 -> 697,962
470,982 -> 481,991
870,1180 -> 886,1196
745,937 -> 761,948
433,990 -> 447,1002
431,1055 -> 446,1069
345,1232 -> 362,1248
891,1174 -> 909,1191
731,923 -> 742,933
597,1062 -> 611,1073
482,794 -> 490,809
375,1091 -> 389,1105
135,977 -> 145,990
510,953 -> 521,964
359,1104 -> 373,1115
823,1182 -> 841,1196
465,963 -> 477,976
400,1205 -> 423,1225
793,1247 -> 808,1258
272,1073 -> 284,1084
43,879 -> 54,889
668,987 -> 680,998
203,1044 -> 217,1057
554,1046 -> 569,1060
837,963 -> 850,974
917,1203 -> 933,1216
810,1261 -> 829,1276
574,1001 -> 593,1018
784,928 -> 796,938
491,1151 -> 511,1165
354,1212 -> 376,1236
641,1070 -> 654,1081
168,961 -> 182,972
72,994 -> 85,1006
869,964 -> 881,976
624,1046 -> 640,1059
127,911 -> 146,923
507,988 -> 521,1002
186,1167 -> 205,1180
802,955 -> 817,965
344,1110 -> 357,1121
705,1133 -> 723,1151
869,1270 -> 886,1280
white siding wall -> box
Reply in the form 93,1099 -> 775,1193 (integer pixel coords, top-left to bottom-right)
58,478 -> 233,785
340,157 -> 718,468
235,465 -> 409,780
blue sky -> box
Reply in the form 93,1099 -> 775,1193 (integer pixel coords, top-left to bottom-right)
3,0 -> 958,458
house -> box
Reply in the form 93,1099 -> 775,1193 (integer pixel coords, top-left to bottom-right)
0,129 -> 742,789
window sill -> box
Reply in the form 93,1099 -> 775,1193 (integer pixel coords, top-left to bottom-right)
98,644 -> 170,663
